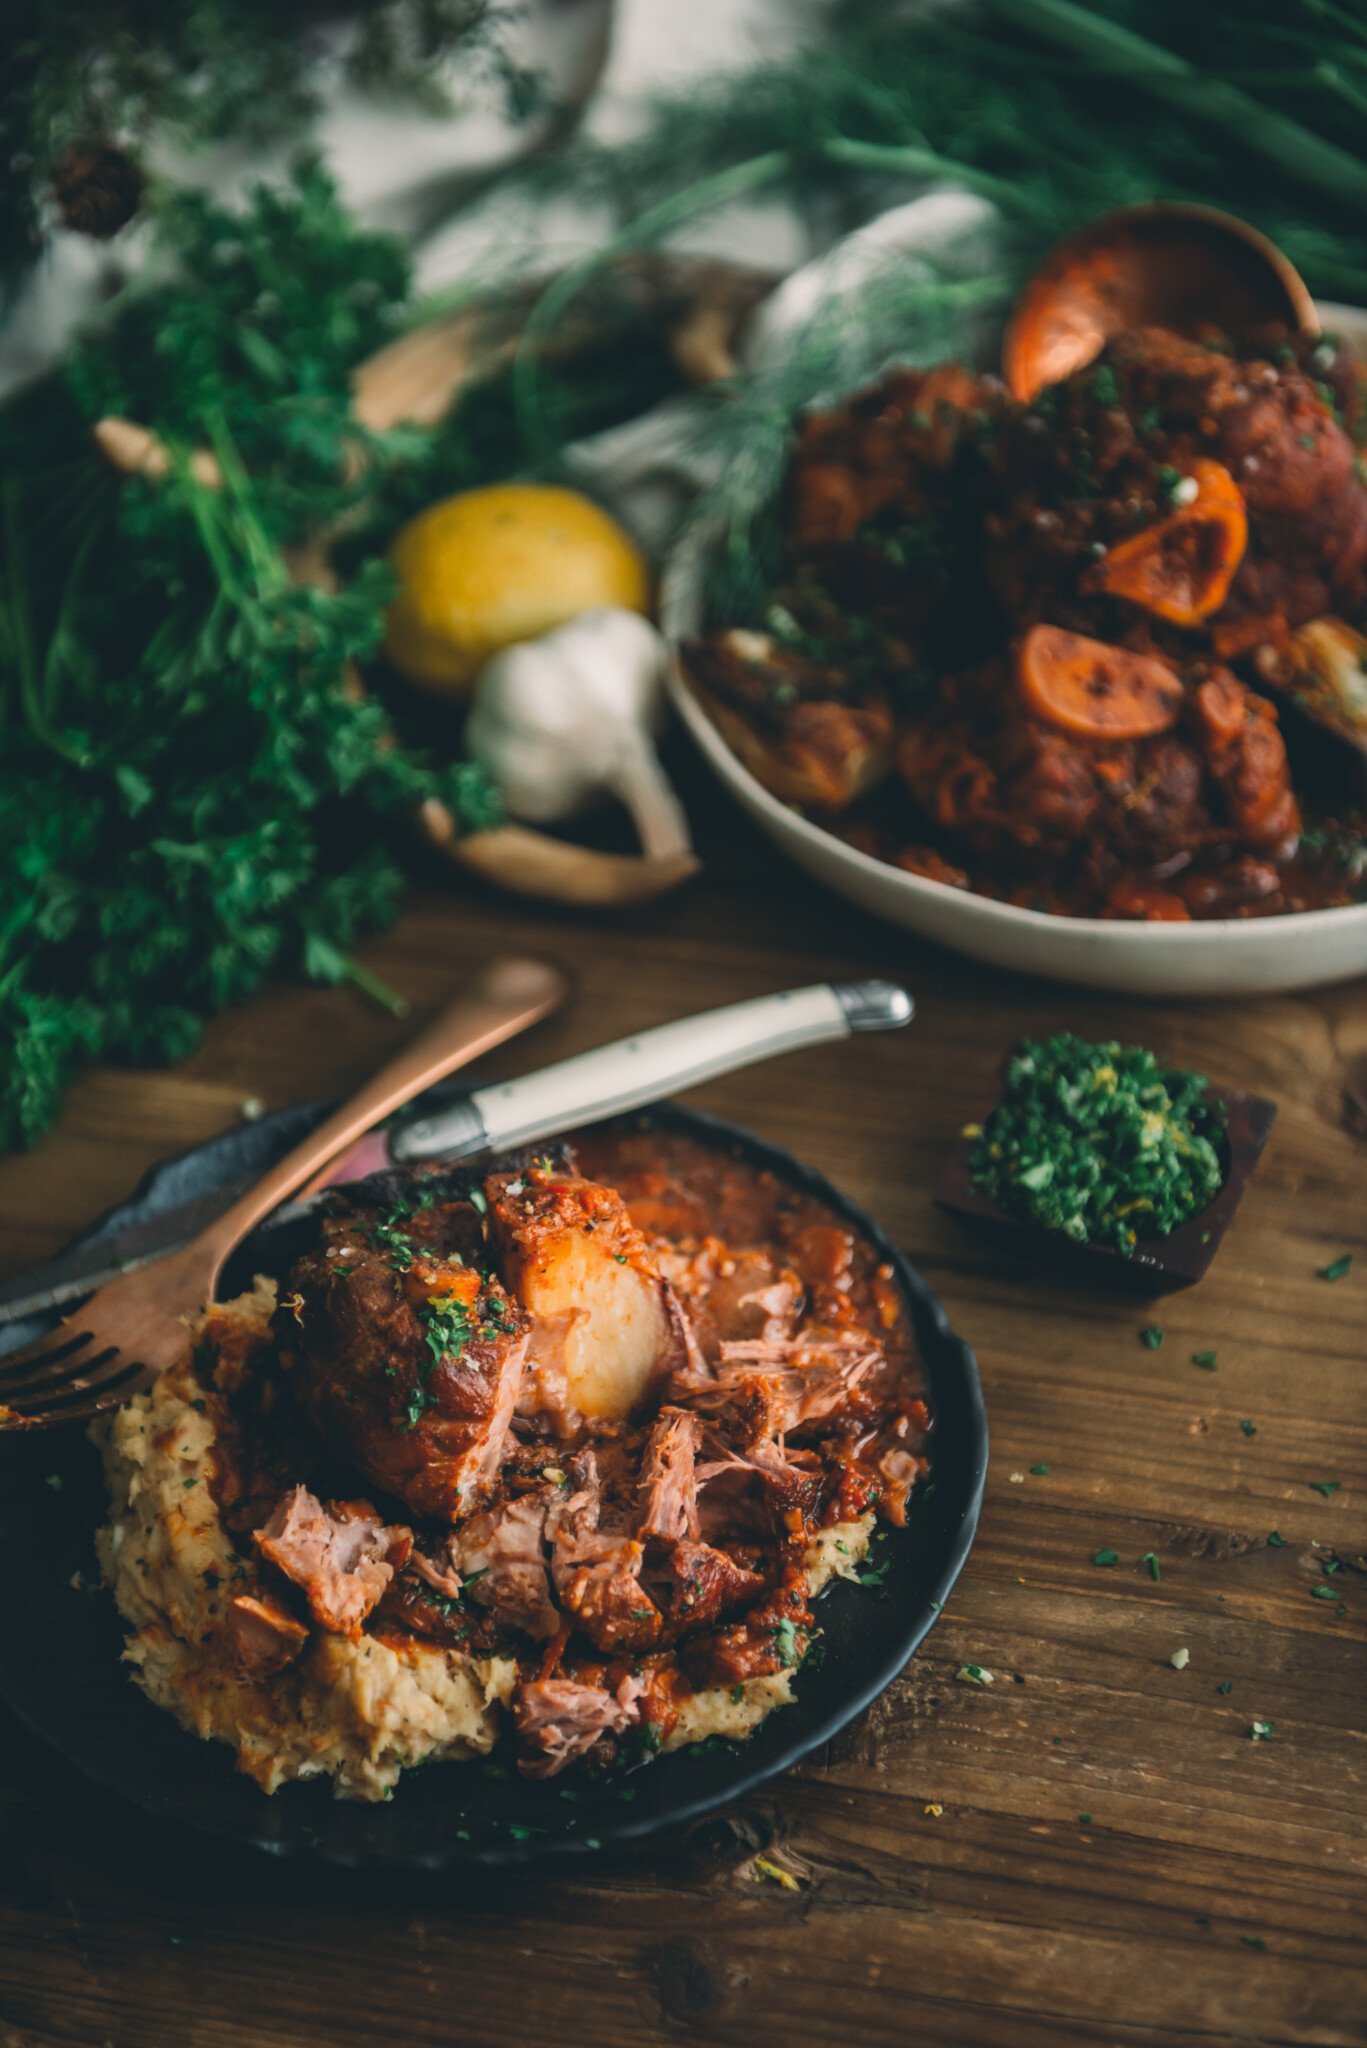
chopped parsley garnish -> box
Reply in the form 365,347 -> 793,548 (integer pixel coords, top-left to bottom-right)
400,1290 -> 491,1428
856,1560 -> 890,1588
1310,1481 -> 1341,1499
1093,1548 -> 1119,1567
372,1218 -> 416,1270
1218,1680 -> 1233,1695
422,1297 -> 473,1365
1089,365 -> 1120,407
730,1684 -> 745,1704
1140,1324 -> 1164,1350
1310,1584 -> 1340,1601
1317,1253 -> 1352,1281
771,1618 -> 802,1667
1242,1935 -> 1268,1952
1140,1552 -> 1160,1581
1078,1812 -> 1092,1824
1191,1350 -> 1218,1371
1030,1463 -> 1050,1475
968,1034 -> 1225,1254
955,1664 -> 993,1686
1266,1531 -> 1285,1547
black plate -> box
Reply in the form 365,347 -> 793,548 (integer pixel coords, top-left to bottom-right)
0,1100 -> 986,1869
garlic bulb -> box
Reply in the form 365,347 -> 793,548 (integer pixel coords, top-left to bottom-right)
465,608 -> 693,861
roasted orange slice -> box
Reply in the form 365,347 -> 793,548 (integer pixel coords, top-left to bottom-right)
1017,624 -> 1185,740
1088,459 -> 1247,625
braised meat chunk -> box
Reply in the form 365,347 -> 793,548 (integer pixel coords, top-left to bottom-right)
682,628 -> 896,814
986,326 -> 1367,636
275,1185 -> 530,1521
253,1486 -> 411,1637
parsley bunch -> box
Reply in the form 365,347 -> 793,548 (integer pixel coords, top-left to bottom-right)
970,1033 -> 1226,1254
0,163 -> 506,1151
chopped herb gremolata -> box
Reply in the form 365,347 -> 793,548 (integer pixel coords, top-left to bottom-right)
969,1032 -> 1226,1254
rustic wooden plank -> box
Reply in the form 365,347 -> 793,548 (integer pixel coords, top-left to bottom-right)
0,777 -> 1362,2047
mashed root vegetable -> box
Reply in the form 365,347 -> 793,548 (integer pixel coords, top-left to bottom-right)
94,1290 -> 880,1801
94,1287 -> 515,1801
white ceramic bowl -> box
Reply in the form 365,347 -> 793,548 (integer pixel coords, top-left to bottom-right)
660,301 -> 1367,997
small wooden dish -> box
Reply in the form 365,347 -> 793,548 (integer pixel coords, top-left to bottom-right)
936,1079 -> 1278,1293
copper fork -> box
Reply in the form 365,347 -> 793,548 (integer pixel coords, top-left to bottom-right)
0,954 -> 567,1431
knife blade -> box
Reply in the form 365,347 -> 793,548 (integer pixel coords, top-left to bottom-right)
0,979 -> 912,1331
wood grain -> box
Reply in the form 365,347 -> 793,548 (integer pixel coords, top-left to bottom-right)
0,751 -> 1362,2048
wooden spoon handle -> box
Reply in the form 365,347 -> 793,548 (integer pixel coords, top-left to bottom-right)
197,954 -> 568,1285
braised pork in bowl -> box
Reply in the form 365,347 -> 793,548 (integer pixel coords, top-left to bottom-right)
91,1118 -> 943,1801
665,309 -> 1367,993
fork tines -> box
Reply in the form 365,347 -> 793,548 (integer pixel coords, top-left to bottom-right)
0,1327 -> 149,1429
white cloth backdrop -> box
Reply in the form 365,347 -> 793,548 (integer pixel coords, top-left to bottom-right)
0,0 -> 826,399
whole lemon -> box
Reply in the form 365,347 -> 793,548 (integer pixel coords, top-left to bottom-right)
384,482 -> 652,697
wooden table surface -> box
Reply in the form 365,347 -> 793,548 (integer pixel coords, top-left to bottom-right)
1,764 -> 1363,2048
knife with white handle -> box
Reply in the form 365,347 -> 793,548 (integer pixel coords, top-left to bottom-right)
0,982 -> 912,1331
379,979 -> 913,1169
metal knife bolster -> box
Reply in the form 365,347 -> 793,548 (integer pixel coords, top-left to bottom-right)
391,980 -> 912,1166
